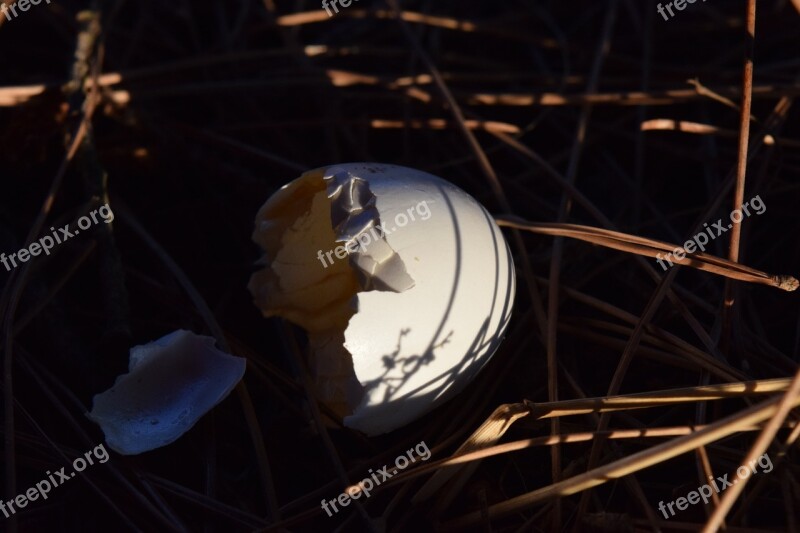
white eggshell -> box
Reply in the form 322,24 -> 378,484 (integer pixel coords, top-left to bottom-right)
324,164 -> 516,435
88,330 -> 246,455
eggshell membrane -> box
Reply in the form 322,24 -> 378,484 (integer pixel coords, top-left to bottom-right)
249,169 -> 360,333
322,164 -> 516,435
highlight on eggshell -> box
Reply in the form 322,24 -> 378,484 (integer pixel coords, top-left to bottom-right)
88,330 -> 247,455
248,163 -> 516,435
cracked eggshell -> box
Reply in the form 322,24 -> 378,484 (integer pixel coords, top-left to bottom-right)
249,163 -> 515,436
88,330 -> 246,455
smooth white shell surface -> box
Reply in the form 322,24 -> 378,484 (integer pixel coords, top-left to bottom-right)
325,164 -> 516,435
88,330 -> 246,455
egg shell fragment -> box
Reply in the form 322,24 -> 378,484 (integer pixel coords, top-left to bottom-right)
88,330 -> 246,455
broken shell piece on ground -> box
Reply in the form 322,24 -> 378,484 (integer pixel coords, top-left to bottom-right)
88,330 -> 246,455
249,163 -> 515,436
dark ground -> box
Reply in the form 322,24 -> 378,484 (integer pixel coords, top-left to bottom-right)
1,1 -> 800,532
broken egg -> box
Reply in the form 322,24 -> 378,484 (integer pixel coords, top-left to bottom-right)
249,163 -> 515,435
88,330 -> 246,455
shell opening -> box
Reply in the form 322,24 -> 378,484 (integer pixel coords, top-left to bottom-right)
248,167 -> 413,420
